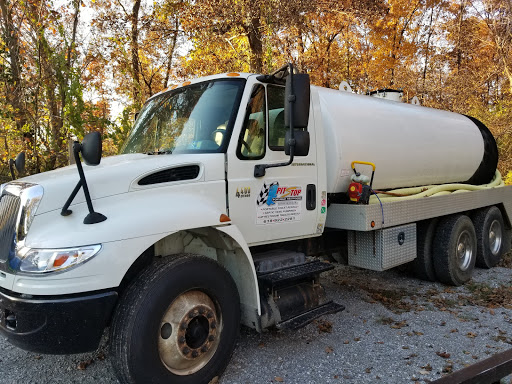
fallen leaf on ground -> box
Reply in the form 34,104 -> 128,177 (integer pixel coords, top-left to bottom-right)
436,351 -> 451,358
77,359 -> 93,370
442,364 -> 453,373
316,319 -> 333,333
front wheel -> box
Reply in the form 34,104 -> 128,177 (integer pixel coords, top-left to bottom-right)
110,254 -> 240,384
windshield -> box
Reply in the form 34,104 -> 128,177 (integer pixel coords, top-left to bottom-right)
120,79 -> 245,154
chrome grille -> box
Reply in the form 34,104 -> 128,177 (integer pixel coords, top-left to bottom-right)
0,194 -> 20,262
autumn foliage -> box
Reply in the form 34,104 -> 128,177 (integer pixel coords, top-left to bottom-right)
0,0 -> 510,182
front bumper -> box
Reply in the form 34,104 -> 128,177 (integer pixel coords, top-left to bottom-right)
0,288 -> 117,354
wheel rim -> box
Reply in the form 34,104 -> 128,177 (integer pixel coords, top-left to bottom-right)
489,219 -> 502,256
158,290 -> 221,375
456,230 -> 473,271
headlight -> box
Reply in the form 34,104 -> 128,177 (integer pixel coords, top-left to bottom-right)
15,245 -> 102,274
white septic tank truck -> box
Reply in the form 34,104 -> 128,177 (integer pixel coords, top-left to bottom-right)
0,64 -> 510,383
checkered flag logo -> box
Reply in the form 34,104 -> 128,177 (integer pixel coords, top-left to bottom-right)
256,182 -> 278,206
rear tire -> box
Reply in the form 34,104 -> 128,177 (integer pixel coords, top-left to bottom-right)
110,254 -> 240,384
473,206 -> 505,268
433,215 -> 476,286
413,219 -> 438,281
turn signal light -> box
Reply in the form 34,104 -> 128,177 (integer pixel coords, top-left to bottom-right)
220,214 -> 231,223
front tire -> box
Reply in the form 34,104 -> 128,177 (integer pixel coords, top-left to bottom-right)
110,254 -> 240,384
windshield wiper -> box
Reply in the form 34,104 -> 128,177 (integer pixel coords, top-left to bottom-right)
144,150 -> 172,155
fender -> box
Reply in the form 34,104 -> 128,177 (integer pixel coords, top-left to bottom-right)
216,224 -> 261,330
11,179 -> 228,294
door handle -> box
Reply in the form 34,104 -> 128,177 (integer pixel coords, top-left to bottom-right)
306,184 -> 316,210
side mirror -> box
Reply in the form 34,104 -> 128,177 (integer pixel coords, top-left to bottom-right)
81,132 -> 102,166
285,130 -> 310,156
14,152 -> 25,174
9,151 -> 25,180
285,73 -> 310,129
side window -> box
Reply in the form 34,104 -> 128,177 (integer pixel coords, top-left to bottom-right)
268,85 -> 286,151
237,85 -> 266,159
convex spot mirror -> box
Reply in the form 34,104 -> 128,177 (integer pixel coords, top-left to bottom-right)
285,130 -> 310,156
81,131 -> 102,166
284,73 -> 310,129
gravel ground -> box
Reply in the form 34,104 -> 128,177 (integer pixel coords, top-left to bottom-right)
1,260 -> 511,384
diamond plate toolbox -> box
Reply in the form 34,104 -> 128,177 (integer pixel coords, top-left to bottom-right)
348,223 -> 416,271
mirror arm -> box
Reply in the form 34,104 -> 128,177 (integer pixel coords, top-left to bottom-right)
60,141 -> 107,224
254,63 -> 297,178
61,179 -> 82,216
8,159 -> 15,181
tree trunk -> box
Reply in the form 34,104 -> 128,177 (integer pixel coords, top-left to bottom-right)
131,0 -> 142,106
0,0 -> 26,131
163,18 -> 179,88
247,17 -> 263,73
422,6 -> 435,92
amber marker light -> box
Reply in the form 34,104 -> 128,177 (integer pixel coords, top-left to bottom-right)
219,214 -> 231,223
371,221 -> 376,228
182,81 -> 191,86
52,254 -> 69,267
226,72 -> 240,77
170,85 -> 178,90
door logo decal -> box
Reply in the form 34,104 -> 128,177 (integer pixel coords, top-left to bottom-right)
256,182 -> 303,224
236,187 -> 251,198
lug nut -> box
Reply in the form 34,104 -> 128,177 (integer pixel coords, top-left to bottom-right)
201,346 -> 208,353
198,307 -> 205,315
192,350 -> 199,358
207,311 -> 213,319
180,322 -> 187,330
178,336 -> 186,344
208,335 -> 215,342
182,347 -> 190,355
210,321 -> 216,329
188,312 -> 195,319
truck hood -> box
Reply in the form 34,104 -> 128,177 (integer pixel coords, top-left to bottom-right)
20,153 -> 225,215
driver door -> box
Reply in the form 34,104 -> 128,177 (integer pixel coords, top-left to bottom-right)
227,81 -> 320,246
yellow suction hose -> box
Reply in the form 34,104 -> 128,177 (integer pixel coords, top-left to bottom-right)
369,170 -> 505,204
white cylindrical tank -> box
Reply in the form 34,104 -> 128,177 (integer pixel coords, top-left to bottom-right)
314,86 -> 498,193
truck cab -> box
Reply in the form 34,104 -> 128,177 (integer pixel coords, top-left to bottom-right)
0,68 -> 340,384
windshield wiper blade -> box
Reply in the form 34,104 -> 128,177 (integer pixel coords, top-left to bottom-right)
144,150 -> 172,155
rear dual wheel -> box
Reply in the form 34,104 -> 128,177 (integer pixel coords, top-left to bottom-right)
473,206 -> 505,268
416,206 -> 506,286
433,214 -> 477,286
110,254 -> 240,384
